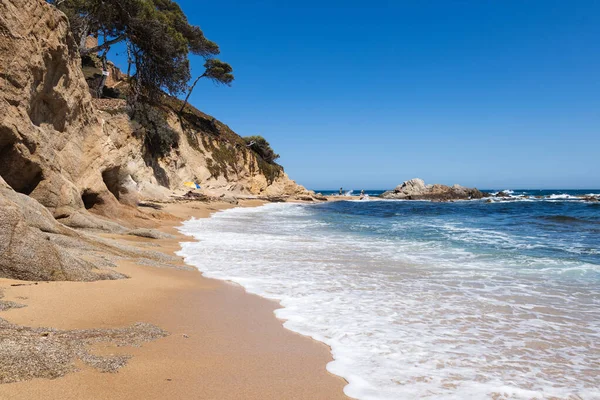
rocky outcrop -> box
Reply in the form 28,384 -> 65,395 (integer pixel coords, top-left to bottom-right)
0,176 -> 127,281
381,178 -> 487,201
0,0 -> 310,281
0,0 -> 308,214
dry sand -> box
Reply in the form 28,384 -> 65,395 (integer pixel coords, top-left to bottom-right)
0,200 -> 349,399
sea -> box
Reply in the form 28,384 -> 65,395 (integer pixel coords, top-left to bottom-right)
178,189 -> 600,400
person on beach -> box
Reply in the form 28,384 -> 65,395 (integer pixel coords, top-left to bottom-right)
360,189 -> 365,199
339,187 -> 343,196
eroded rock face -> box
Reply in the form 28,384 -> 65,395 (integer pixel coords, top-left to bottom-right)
1,0 -> 104,220
0,177 -> 126,281
0,0 -> 310,281
0,0 -> 308,221
381,178 -> 487,200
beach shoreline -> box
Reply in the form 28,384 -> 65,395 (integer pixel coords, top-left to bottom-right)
0,199 -> 349,400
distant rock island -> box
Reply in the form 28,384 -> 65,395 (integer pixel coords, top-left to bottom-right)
381,178 -> 487,201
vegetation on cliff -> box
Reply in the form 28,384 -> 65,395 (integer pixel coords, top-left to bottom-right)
48,0 -> 234,103
45,0 -> 287,185
243,136 -> 280,164
46,0 -> 280,170
132,102 -> 180,157
0,0 -> 308,285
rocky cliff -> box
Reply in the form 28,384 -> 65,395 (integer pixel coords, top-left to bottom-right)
380,178 -> 487,201
0,0 -> 310,281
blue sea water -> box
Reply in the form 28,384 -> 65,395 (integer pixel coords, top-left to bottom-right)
178,190 -> 600,400
317,189 -> 387,197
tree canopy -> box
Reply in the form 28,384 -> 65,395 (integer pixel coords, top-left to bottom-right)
49,0 -> 233,102
244,136 -> 280,164
179,59 -> 234,113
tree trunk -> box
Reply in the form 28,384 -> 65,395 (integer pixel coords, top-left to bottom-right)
96,49 -> 109,98
126,42 -> 133,78
127,50 -> 142,117
127,75 -> 142,117
179,74 -> 205,114
81,35 -> 125,56
78,20 -> 89,53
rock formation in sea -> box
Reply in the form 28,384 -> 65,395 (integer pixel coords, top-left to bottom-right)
380,178 -> 487,200
0,0 -> 312,281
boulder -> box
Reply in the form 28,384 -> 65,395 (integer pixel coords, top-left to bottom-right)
219,193 -> 239,205
295,195 -> 314,202
265,196 -> 288,203
0,178 -> 125,281
391,178 -> 427,197
127,229 -> 175,239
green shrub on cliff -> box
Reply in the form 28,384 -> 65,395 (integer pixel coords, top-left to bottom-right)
243,136 -> 280,164
132,103 -> 179,158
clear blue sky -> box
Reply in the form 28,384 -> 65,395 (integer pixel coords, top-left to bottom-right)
111,1 -> 599,190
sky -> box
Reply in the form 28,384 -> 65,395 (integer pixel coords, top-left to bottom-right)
111,1 -> 600,190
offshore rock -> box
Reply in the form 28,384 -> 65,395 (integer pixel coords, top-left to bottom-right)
381,178 -> 486,201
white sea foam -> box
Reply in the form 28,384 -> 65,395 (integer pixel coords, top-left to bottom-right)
547,194 -> 580,200
489,190 -> 514,196
178,203 -> 600,400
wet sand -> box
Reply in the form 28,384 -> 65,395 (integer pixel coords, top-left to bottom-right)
0,200 -> 348,399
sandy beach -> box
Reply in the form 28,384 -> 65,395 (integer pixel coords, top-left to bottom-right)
0,200 -> 348,400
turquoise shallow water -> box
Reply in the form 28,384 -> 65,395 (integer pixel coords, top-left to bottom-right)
179,191 -> 600,400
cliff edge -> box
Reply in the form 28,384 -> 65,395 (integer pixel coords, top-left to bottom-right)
0,0 -> 310,281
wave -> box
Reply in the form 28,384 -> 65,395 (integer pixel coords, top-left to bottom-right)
484,197 -> 534,203
546,194 -> 581,200
486,195 -> 599,203
489,189 -> 515,196
538,215 -> 598,224
377,194 -> 598,204
177,203 -> 600,400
